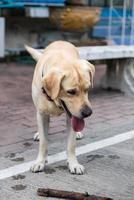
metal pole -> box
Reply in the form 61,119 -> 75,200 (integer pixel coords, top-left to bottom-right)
121,0 -> 127,45
130,0 -> 134,45
108,0 -> 113,42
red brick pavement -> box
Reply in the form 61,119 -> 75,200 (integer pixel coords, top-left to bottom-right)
0,62 -> 134,153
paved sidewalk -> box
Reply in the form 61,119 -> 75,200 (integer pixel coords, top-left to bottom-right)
0,62 -> 134,200
0,63 -> 134,153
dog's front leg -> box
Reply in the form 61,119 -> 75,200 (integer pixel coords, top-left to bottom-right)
66,116 -> 85,175
31,111 -> 49,173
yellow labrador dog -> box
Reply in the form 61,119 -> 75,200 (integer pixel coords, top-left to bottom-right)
25,41 -> 95,175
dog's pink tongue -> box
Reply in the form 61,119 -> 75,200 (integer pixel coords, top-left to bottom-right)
71,116 -> 85,132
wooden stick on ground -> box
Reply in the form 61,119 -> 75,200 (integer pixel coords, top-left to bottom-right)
37,188 -> 113,200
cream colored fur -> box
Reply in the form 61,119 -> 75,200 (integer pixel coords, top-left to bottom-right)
25,41 -> 95,174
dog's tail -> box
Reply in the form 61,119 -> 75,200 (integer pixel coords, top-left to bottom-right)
25,45 -> 42,62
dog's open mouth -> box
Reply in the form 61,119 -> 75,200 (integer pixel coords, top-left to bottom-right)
71,117 -> 85,132
60,100 -> 85,132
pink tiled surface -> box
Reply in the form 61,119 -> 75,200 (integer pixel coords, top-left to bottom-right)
0,62 -> 134,150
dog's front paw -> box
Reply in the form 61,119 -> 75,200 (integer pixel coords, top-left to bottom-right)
33,132 -> 39,141
30,161 -> 45,173
68,162 -> 85,175
76,132 -> 84,140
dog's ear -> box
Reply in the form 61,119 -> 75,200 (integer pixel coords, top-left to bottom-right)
87,62 -> 95,88
80,59 -> 95,87
42,69 -> 65,100
25,45 -> 42,61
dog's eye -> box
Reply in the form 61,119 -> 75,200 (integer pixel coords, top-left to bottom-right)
67,89 -> 77,95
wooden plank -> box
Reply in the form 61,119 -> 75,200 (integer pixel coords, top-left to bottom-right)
37,188 -> 113,200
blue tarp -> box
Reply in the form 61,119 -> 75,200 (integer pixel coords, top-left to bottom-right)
92,7 -> 134,45
0,0 -> 65,7
100,7 -> 133,18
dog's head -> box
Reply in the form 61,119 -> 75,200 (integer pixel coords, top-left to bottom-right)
26,45 -> 95,132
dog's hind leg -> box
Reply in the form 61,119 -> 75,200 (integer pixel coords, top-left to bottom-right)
66,116 -> 85,175
31,111 -> 49,173
34,131 -> 84,141
33,131 -> 84,141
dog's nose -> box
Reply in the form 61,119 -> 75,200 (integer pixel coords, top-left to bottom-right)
81,106 -> 92,118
